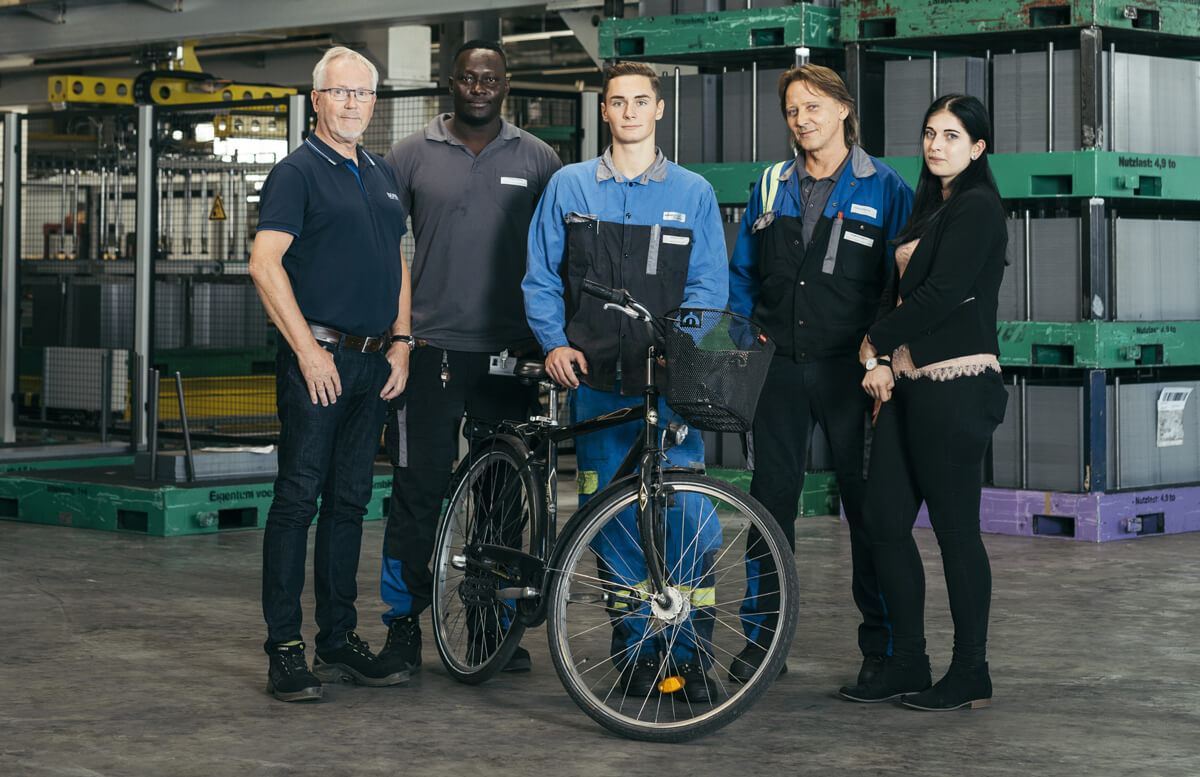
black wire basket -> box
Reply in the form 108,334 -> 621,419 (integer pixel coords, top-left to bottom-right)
662,308 -> 775,433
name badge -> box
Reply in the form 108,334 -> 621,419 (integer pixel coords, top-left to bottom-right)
500,176 -> 528,187
662,234 -> 690,246
849,203 -> 877,219
662,211 -> 686,223
843,232 -> 874,248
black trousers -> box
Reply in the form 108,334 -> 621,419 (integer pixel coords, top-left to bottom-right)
380,346 -> 537,623
862,371 -> 1007,665
749,354 -> 890,658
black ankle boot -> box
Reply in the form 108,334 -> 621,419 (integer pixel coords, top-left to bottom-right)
901,662 -> 992,711
838,655 -> 931,703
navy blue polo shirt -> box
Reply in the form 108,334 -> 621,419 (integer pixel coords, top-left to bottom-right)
257,133 -> 407,336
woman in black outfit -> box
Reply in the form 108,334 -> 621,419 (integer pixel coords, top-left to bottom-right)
837,94 -> 1008,711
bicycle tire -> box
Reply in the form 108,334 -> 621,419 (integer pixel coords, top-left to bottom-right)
545,472 -> 799,742
431,434 -> 542,685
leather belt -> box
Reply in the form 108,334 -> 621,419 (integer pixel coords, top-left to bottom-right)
308,323 -> 386,354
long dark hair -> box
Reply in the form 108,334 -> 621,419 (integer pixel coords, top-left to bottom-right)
892,94 -> 1000,245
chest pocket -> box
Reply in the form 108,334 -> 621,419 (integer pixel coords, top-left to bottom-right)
641,224 -> 691,304
489,172 -> 538,214
828,217 -> 884,283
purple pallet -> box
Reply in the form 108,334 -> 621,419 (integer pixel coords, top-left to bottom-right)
910,486 -> 1200,542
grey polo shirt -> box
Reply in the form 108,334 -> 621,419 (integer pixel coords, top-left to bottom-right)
786,150 -> 850,248
384,115 -> 562,351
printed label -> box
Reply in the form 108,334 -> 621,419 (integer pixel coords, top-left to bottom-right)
500,176 -> 528,187
662,234 -> 690,246
849,203 -> 877,219
662,211 -> 686,223
843,231 -> 874,247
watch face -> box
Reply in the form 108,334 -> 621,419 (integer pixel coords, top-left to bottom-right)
865,357 -> 877,371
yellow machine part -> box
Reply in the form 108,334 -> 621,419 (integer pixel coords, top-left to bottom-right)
49,75 -> 296,106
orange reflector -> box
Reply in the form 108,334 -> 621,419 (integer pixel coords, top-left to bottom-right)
658,675 -> 685,694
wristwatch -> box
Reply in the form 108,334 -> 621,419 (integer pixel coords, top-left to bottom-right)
865,357 -> 879,371
389,334 -> 416,350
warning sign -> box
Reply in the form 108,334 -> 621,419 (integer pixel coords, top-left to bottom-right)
209,195 -> 227,221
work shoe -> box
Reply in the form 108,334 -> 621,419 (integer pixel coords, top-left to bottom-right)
838,655 -> 931,703
727,642 -> 788,684
857,654 -> 887,686
313,631 -> 409,687
620,655 -> 663,697
379,615 -> 422,672
902,662 -> 992,711
672,662 -> 719,703
502,646 -> 532,673
266,641 -> 323,702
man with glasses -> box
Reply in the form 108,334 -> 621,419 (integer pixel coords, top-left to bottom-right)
250,46 -> 412,702
375,40 -> 561,674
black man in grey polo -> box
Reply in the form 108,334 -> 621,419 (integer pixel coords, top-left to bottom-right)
376,41 -> 562,674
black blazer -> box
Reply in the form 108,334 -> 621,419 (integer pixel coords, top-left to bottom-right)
867,184 -> 1007,367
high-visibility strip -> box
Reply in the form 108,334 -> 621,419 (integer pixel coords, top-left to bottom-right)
759,161 -> 788,215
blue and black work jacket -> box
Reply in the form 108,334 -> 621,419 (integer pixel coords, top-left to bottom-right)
729,146 -> 913,361
524,148 -> 728,395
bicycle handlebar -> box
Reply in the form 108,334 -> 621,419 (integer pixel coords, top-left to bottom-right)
581,280 -> 664,341
581,279 -> 626,305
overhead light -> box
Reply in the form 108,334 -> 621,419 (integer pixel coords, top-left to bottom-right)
501,30 -> 576,44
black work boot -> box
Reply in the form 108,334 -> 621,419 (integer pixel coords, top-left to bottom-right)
313,631 -> 410,687
266,641 -> 323,702
620,655 -> 663,697
857,654 -> 887,686
727,642 -> 788,684
838,655 -> 931,703
673,662 -> 719,703
379,615 -> 422,673
902,662 -> 992,711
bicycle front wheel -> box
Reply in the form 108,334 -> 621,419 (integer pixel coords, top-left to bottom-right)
431,434 -> 542,684
546,472 -> 799,742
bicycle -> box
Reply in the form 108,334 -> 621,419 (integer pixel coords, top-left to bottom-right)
429,280 -> 799,742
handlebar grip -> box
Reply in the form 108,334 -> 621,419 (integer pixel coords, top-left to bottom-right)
582,279 -> 626,305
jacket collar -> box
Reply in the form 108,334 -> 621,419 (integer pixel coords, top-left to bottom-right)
778,144 -> 875,182
595,146 -> 668,184
425,114 -> 520,146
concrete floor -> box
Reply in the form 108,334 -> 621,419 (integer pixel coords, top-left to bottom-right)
3,511 -> 1200,777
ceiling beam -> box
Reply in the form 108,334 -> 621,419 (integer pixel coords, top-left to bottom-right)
0,0 -> 540,56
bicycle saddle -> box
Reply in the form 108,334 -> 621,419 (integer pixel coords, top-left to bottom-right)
514,359 -> 547,382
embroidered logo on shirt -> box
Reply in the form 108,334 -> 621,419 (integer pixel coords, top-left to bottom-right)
843,232 -> 874,247
500,176 -> 529,187
386,192 -> 400,201
849,203 -> 877,219
662,235 -> 690,246
662,211 -> 686,223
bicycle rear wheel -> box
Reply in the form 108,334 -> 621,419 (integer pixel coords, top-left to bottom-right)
546,472 -> 798,742
431,434 -> 542,684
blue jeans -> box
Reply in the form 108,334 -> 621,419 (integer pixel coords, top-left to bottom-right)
262,340 -> 388,654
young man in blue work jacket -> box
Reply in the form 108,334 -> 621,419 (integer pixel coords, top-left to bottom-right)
523,61 -> 728,701
727,64 -> 913,688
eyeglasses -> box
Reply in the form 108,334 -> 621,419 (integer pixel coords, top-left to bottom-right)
453,74 -> 502,89
317,87 -> 376,102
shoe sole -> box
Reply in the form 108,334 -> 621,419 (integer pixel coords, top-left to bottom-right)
266,682 -> 323,702
901,697 -> 992,711
312,661 -> 410,688
837,685 -> 930,703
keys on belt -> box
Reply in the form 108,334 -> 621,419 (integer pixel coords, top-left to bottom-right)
308,323 -> 387,353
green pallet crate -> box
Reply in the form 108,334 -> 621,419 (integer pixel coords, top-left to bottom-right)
998,321 -> 1200,369
841,0 -> 1200,43
0,467 -> 392,537
688,151 -> 1200,206
709,467 -> 839,517
599,4 -> 839,64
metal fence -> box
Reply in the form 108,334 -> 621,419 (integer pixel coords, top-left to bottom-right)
11,87 -> 581,445
17,107 -> 140,440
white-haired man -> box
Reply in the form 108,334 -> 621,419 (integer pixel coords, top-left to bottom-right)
250,46 -> 412,702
